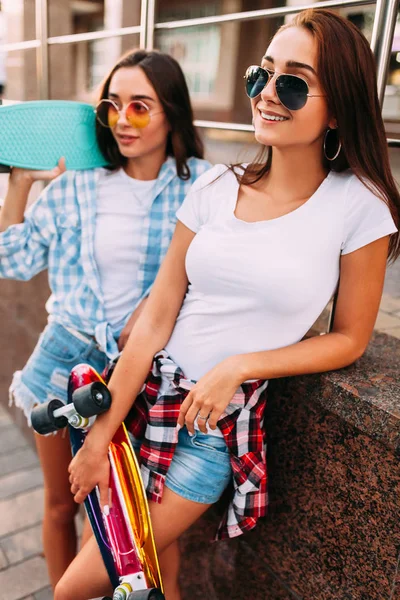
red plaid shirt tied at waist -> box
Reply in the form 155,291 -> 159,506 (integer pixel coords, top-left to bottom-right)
125,351 -> 269,540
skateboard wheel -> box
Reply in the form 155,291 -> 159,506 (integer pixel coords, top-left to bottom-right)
72,381 -> 112,417
127,590 -> 165,600
31,399 -> 68,435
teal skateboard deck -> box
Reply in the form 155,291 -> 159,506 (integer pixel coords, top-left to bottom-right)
0,100 -> 110,171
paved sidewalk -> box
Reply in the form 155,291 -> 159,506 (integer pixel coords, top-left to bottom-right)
0,267 -> 399,600
0,406 -> 51,600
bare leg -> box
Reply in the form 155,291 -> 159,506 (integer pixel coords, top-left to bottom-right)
55,486 -> 211,600
158,541 -> 181,600
35,430 -> 80,589
54,535 -> 112,600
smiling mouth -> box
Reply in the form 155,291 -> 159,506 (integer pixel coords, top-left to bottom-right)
259,111 -> 289,122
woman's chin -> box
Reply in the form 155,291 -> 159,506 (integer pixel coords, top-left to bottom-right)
117,145 -> 140,159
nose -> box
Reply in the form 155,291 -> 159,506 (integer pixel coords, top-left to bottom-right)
117,107 -> 130,127
260,73 -> 279,104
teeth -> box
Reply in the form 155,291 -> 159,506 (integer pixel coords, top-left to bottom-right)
261,112 -> 287,121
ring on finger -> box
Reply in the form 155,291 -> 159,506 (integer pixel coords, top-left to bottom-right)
197,413 -> 209,421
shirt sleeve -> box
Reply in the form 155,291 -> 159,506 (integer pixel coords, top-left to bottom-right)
341,175 -> 398,255
0,172 -> 68,280
176,164 -> 230,233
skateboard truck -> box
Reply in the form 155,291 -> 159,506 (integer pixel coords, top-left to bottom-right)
31,380 -> 112,435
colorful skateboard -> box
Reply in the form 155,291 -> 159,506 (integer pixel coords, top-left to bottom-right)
0,100 -> 109,171
31,364 -> 164,600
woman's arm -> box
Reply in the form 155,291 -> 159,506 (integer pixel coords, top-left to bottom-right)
69,221 -> 195,504
179,236 -> 390,433
117,296 -> 148,351
0,161 -> 66,281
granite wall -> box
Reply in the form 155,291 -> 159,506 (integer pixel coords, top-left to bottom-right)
179,332 -> 400,600
0,274 -> 49,443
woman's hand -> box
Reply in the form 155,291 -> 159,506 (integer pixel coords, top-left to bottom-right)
177,355 -> 244,434
68,441 -> 110,508
0,158 -> 67,232
10,157 -> 66,186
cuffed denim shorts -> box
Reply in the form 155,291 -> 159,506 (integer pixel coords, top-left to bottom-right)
130,426 -> 232,504
9,321 -> 108,425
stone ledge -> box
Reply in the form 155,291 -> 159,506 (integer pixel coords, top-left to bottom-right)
292,331 -> 400,454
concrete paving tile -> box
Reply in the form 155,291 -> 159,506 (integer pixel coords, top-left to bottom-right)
1,524 -> 42,565
0,546 -> 8,569
382,327 -> 400,340
375,311 -> 400,330
33,587 -> 52,600
0,427 -> 29,456
0,467 -> 43,500
0,488 -> 43,537
0,447 -> 39,478
0,406 -> 13,430
0,556 -> 49,600
379,293 -> 400,314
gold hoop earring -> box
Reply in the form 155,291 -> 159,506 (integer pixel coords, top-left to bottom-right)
324,128 -> 341,161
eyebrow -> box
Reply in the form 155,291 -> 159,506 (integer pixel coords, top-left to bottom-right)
263,55 -> 317,76
108,92 -> 155,102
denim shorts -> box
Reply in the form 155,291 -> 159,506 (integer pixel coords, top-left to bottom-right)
130,426 -> 232,504
9,321 -> 109,425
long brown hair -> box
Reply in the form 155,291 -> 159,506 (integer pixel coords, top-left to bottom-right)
236,9 -> 400,261
96,49 -> 204,180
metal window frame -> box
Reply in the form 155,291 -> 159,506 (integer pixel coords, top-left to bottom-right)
0,0 -> 398,122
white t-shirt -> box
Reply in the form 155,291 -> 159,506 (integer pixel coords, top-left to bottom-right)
165,164 -> 397,382
94,168 -> 156,333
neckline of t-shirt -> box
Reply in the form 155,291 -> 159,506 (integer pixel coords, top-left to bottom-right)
230,168 -> 334,227
119,167 -> 157,187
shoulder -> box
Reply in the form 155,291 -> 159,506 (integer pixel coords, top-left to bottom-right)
187,163 -> 236,192
337,170 -> 397,254
38,169 -> 77,206
337,170 -> 393,216
41,168 -> 102,211
176,164 -> 239,232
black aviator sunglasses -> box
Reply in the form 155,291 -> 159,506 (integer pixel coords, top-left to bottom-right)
244,65 -> 325,111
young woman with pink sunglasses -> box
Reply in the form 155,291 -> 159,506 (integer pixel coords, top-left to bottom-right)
0,49 -> 210,589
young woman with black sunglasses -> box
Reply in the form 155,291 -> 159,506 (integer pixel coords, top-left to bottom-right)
59,10 -> 399,600
0,49 -> 210,589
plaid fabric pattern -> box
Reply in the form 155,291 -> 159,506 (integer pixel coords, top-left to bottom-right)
0,157 -> 210,357
125,351 -> 269,540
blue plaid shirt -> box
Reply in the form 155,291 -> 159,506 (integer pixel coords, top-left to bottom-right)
0,156 -> 211,358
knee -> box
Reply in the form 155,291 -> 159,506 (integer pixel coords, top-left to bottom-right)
45,494 -> 79,526
54,577 -> 72,600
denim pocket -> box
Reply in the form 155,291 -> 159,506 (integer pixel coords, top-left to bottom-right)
190,431 -> 229,456
39,322 -> 89,364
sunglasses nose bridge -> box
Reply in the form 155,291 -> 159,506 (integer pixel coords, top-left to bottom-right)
259,71 -> 279,101
115,105 -> 130,126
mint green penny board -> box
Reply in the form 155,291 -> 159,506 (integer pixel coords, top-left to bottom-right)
0,101 -> 110,171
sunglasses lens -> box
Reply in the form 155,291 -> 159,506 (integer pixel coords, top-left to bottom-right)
96,101 -> 119,128
276,75 -> 308,110
245,66 -> 269,99
126,101 -> 151,129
